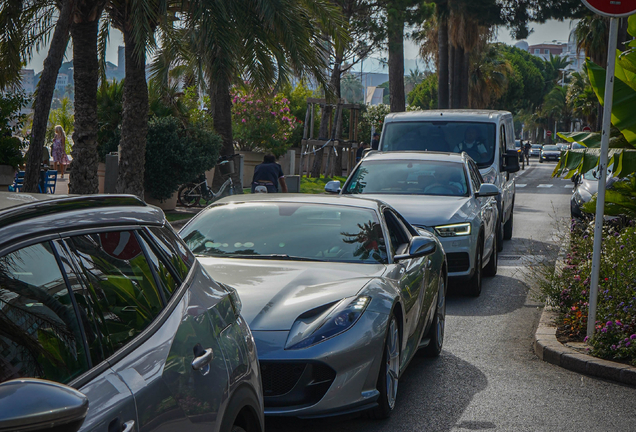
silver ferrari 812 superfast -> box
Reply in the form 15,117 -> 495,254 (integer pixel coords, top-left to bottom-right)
179,194 -> 447,419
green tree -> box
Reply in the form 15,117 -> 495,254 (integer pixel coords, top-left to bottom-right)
468,44 -> 513,109
341,73 -> 364,103
407,73 -> 437,110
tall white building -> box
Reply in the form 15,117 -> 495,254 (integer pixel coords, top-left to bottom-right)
518,30 -> 585,73
55,73 -> 69,92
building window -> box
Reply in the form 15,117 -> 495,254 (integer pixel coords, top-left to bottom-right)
544,49 -> 550,54
534,49 -> 540,54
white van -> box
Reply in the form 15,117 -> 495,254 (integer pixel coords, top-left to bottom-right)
378,110 -> 520,248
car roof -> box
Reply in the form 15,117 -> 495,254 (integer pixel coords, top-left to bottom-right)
383,109 -> 512,123
0,193 -> 166,250
213,193 -> 385,212
361,151 -> 467,164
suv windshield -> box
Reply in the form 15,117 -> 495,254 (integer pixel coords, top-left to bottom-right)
543,145 -> 559,151
180,202 -> 388,264
343,160 -> 469,197
380,121 -> 496,168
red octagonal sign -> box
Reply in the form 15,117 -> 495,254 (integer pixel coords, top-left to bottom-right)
582,0 -> 636,17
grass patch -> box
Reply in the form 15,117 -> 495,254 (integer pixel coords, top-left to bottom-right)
164,212 -> 193,222
300,176 -> 347,194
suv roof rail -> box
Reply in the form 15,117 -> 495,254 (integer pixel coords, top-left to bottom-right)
0,195 -> 146,230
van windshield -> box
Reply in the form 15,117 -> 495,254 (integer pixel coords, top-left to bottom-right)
380,121 -> 497,168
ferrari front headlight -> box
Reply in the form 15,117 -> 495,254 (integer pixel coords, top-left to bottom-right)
285,296 -> 371,350
435,222 -> 472,237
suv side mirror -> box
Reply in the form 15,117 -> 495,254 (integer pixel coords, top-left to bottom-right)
476,183 -> 499,197
0,379 -> 89,432
324,180 -> 341,194
394,236 -> 437,261
571,174 -> 580,184
503,150 -> 520,173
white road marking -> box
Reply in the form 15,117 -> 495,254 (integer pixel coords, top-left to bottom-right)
516,184 -> 527,188
537,184 -> 553,188
564,185 -> 572,188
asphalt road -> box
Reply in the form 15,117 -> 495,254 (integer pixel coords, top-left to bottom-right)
267,161 -> 636,432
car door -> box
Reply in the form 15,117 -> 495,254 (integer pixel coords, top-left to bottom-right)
60,228 -> 232,432
0,240 -> 138,432
499,121 -> 514,222
382,210 -> 430,365
468,161 -> 497,257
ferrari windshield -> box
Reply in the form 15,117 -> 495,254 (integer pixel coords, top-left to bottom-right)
343,160 -> 469,197
180,202 -> 388,264
380,121 -> 496,168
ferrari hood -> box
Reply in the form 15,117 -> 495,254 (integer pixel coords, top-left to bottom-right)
361,194 -> 474,228
197,257 -> 387,330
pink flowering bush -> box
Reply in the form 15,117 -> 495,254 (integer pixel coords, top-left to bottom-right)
540,220 -> 636,365
232,89 -> 299,157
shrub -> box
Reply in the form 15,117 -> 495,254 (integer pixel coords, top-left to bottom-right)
359,104 -> 391,143
144,116 -> 222,201
232,89 -> 298,157
539,220 -> 636,365
0,137 -> 24,169
0,92 -> 29,169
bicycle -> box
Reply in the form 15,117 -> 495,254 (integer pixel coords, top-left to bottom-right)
177,158 -> 236,207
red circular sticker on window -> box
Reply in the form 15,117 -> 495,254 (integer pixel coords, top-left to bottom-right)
99,232 -> 142,260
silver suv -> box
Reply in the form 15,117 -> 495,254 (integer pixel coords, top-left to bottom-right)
0,194 -> 263,432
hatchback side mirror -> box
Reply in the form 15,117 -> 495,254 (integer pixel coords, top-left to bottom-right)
394,236 -> 436,261
0,379 -> 89,432
324,180 -> 341,194
476,183 -> 499,198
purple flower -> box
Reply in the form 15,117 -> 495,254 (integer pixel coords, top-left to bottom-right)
584,336 -> 589,342
611,345 -> 617,350
616,320 -> 623,326
607,321 -> 613,326
621,245 -> 625,250
627,342 -> 632,347
630,334 -> 636,340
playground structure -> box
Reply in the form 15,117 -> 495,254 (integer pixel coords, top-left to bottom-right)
299,98 -> 362,178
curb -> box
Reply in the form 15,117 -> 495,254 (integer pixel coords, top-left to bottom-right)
533,308 -> 636,386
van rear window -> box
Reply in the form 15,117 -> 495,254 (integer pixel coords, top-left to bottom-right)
380,121 -> 496,168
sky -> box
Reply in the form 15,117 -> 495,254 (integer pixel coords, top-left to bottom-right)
26,19 -> 577,74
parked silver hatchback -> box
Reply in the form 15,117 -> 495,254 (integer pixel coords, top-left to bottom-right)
0,194 -> 263,432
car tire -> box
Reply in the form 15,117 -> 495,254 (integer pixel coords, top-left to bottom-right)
369,314 -> 400,420
467,239 -> 483,297
540,158 -> 543,163
423,276 -> 446,357
483,236 -> 498,277
503,209 -> 514,240
496,218 -> 504,252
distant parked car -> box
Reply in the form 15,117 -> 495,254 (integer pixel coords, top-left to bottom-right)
529,144 -> 543,157
557,143 -> 570,151
571,142 -> 586,149
0,193 -> 263,432
540,144 -> 562,163
571,168 -> 618,219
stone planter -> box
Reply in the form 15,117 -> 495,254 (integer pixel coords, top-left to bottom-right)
144,191 -> 178,211
0,165 -> 16,190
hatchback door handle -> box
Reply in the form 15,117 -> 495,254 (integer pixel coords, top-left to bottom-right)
121,420 -> 135,432
192,347 -> 214,371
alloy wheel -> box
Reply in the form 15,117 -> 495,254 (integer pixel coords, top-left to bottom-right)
385,318 -> 400,409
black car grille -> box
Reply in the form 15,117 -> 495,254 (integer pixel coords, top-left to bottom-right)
260,361 -> 336,408
447,252 -> 470,272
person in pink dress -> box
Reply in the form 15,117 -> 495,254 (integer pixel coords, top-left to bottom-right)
52,125 -> 69,178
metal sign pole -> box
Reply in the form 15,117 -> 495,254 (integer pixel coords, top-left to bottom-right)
587,17 -> 619,339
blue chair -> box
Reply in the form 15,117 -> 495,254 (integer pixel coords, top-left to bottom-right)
8,171 -> 25,192
38,170 -> 57,194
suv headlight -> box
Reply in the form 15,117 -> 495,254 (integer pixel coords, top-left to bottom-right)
285,296 -> 371,350
481,167 -> 496,184
435,222 -> 471,237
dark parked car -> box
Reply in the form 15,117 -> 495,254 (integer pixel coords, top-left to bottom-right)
540,144 -> 562,163
0,194 -> 263,432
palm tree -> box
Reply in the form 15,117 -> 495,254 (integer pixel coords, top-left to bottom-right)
171,0 -> 343,185
575,15 -> 609,68
107,0 -> 166,197
405,67 -> 426,94
542,86 -> 572,133
68,1 -> 107,194
15,0 -> 75,192
566,70 -> 597,129
341,73 -> 364,103
468,45 -> 513,109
